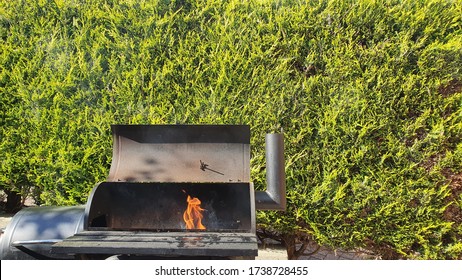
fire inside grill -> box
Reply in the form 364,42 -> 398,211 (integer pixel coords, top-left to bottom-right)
0,124 -> 285,260
183,193 -> 206,230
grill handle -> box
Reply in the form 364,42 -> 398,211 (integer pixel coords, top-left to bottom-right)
255,133 -> 286,210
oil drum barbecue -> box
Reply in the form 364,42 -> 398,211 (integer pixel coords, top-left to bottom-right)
0,125 -> 285,259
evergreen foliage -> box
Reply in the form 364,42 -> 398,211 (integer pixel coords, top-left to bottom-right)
1,0 -> 461,258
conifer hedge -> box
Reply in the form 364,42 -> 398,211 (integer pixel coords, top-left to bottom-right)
1,0 -> 461,259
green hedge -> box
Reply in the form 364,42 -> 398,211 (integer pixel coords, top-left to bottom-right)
1,0 -> 461,259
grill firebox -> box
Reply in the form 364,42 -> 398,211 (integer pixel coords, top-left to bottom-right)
0,125 -> 285,260
85,182 -> 254,232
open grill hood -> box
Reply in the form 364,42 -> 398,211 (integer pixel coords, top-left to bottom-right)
108,125 -> 252,183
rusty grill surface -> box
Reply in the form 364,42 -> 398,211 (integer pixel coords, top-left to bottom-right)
52,231 -> 257,257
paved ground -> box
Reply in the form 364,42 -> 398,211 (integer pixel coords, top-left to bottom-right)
256,239 -> 378,260
258,245 -> 378,260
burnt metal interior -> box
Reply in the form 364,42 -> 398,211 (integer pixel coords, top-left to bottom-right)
85,182 -> 254,232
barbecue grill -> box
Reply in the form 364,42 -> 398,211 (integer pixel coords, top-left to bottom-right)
0,124 -> 285,259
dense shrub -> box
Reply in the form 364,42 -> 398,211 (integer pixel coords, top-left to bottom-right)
1,0 -> 461,259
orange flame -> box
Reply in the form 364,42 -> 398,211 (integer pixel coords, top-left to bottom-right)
183,195 -> 206,230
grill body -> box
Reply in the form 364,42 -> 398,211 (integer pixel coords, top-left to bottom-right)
1,125 -> 284,259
